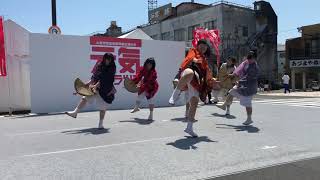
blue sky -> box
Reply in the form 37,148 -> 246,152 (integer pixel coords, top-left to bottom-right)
1,0 -> 320,43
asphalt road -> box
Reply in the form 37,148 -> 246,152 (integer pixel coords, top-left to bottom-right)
0,98 -> 320,180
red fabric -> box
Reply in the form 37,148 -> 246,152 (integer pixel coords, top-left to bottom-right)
133,68 -> 159,99
192,27 -> 221,67
180,48 -> 212,92
0,16 -> 6,77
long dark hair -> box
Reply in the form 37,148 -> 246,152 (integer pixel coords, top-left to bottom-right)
144,57 -> 156,70
103,53 -> 116,67
197,39 -> 211,57
95,53 -> 116,74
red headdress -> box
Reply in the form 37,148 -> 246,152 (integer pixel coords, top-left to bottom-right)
192,27 -> 221,66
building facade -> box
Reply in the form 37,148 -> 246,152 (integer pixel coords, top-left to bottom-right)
94,21 -> 122,37
277,44 -> 286,80
286,24 -> 320,91
141,1 -> 278,82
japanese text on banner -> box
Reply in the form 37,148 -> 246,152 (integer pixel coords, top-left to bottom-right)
90,37 -> 142,85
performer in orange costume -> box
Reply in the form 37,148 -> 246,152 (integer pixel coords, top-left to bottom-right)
169,39 -> 213,137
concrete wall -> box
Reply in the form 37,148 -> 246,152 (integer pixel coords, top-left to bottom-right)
0,20 -> 31,113
220,4 -> 256,60
277,51 -> 286,76
29,34 -> 185,113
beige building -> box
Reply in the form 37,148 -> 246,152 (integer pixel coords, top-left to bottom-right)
286,24 -> 320,91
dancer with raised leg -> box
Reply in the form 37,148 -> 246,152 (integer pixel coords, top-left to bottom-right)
216,51 -> 259,125
212,57 -> 237,115
130,58 -> 159,121
66,53 -> 116,129
169,40 -> 213,137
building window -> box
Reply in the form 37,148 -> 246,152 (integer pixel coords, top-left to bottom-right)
242,26 -> 248,37
255,4 -> 261,10
188,24 -> 200,40
204,20 -> 216,30
161,32 -> 171,40
174,28 -> 185,41
279,52 -> 285,58
311,39 -> 320,56
151,34 -> 159,40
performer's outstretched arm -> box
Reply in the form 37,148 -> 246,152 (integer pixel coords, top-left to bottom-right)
133,69 -> 144,84
180,49 -> 196,70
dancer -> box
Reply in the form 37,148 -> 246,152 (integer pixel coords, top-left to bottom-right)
66,53 -> 116,129
217,51 -> 259,125
169,40 -> 213,137
212,57 -> 237,115
131,58 -> 159,120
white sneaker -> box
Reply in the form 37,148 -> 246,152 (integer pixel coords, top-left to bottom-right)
98,120 -> 104,129
65,112 -> 77,118
184,128 -> 198,138
130,107 -> 140,113
169,90 -> 181,105
98,125 -> 104,129
243,119 -> 253,126
216,104 -> 227,111
225,109 -> 230,116
212,98 -> 219,104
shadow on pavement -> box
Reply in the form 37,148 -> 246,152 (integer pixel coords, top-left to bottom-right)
13,113 -> 66,119
119,118 -> 154,125
62,128 -> 110,135
166,136 -> 217,150
212,113 -> 236,119
171,117 -> 187,122
216,124 -> 260,133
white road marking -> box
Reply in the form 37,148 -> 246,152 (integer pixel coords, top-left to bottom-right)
255,98 -> 320,103
255,103 -> 320,108
261,146 -> 278,150
255,100 -> 320,105
5,122 -> 128,137
253,98 -> 320,108
22,136 -> 180,157
5,127 -> 93,136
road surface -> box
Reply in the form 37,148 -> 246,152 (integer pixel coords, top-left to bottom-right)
0,97 -> 320,179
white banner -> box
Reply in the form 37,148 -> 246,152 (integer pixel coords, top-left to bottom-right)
29,34 -> 185,113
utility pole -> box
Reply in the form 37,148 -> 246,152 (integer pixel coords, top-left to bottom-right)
49,0 -> 61,34
51,0 -> 57,26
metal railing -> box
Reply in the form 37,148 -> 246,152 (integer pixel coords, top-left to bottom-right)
210,0 -> 253,9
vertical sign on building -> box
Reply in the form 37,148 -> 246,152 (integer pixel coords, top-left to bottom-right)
89,37 -> 142,85
0,16 -> 6,77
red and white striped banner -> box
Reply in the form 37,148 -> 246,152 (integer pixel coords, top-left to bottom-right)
0,16 -> 6,77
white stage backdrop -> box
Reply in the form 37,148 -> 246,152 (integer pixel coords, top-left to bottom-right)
30,34 -> 185,113
0,20 -> 31,113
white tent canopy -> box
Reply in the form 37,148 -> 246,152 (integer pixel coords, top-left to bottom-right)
119,28 -> 153,40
